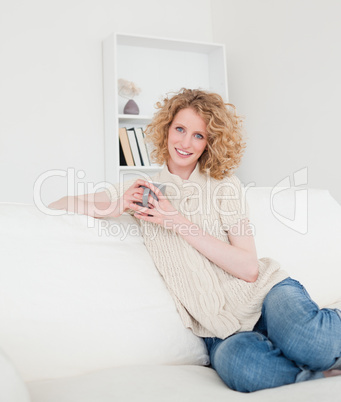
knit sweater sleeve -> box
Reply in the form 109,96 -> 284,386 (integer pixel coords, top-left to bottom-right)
218,174 -> 250,229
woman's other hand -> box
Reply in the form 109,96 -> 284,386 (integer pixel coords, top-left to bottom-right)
128,181 -> 182,230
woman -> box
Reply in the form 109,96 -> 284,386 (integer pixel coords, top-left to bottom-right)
49,88 -> 341,392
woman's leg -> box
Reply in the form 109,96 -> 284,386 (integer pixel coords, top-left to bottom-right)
260,277 -> 341,373
204,333 -> 317,392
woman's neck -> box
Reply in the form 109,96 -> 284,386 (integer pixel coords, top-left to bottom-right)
167,161 -> 197,180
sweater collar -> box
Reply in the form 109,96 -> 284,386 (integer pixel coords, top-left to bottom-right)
157,162 -> 209,189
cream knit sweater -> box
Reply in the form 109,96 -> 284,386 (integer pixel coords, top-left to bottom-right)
104,163 -> 288,339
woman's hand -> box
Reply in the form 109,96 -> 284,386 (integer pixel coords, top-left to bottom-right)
48,196 -> 68,210
128,181 -> 185,231
121,179 -> 153,216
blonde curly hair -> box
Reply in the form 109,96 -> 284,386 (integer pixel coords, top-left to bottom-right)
144,88 -> 246,180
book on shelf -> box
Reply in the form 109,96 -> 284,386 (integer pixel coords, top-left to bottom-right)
126,128 -> 142,166
134,127 -> 150,167
118,127 -> 134,166
119,126 -> 160,168
144,137 -> 160,167
119,139 -> 127,166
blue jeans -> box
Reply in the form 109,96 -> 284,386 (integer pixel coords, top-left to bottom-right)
203,277 -> 341,392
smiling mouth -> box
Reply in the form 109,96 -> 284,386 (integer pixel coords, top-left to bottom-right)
175,148 -> 193,156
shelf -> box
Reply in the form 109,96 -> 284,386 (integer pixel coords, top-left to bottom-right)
119,165 -> 163,170
118,114 -> 153,121
103,32 -> 228,184
116,32 -> 225,54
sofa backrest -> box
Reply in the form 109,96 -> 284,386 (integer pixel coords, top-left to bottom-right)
246,187 -> 341,307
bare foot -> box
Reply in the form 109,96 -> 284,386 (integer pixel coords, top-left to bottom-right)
323,369 -> 341,378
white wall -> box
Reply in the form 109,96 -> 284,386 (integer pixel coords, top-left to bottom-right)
0,0 -> 213,205
211,0 -> 341,204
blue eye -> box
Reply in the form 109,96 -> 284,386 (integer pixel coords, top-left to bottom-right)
176,127 -> 184,133
195,133 -> 204,139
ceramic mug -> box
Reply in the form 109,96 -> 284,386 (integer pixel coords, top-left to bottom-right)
136,182 -> 166,208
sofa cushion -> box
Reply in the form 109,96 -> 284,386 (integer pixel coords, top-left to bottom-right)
0,203 -> 208,382
27,364 -> 341,402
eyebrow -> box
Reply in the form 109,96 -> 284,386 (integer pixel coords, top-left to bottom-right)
173,122 -> 207,136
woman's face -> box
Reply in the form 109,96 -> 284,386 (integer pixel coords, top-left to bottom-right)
167,108 -> 208,178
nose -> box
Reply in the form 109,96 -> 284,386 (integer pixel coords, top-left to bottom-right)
180,133 -> 192,149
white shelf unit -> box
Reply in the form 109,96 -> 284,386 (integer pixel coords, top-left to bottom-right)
102,32 -> 228,184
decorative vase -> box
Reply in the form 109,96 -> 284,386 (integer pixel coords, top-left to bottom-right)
123,99 -> 140,115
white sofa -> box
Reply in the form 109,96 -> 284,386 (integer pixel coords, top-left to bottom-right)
1,186 -> 341,402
